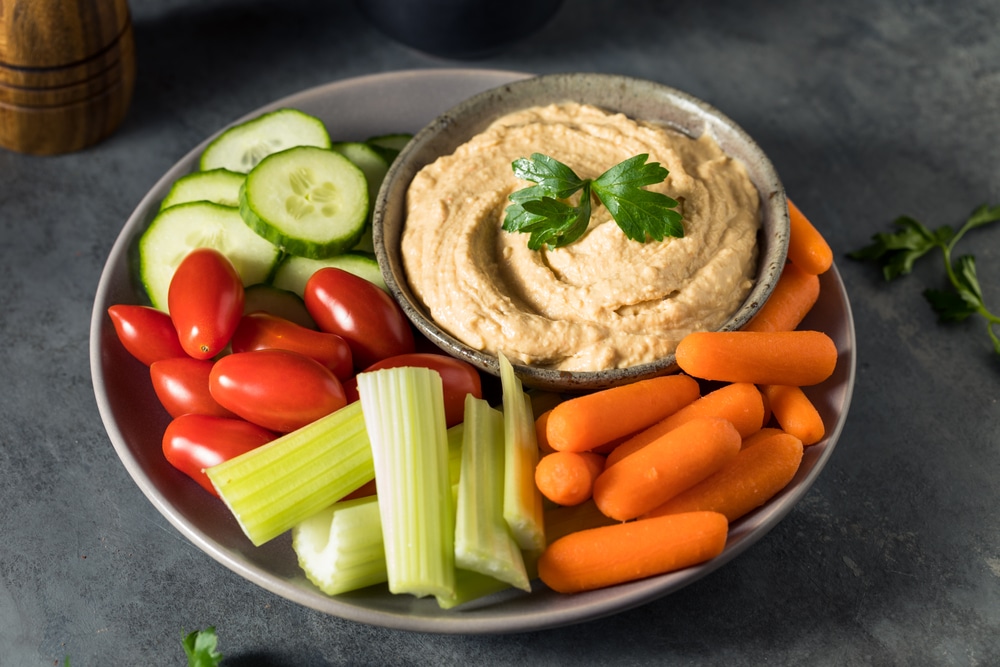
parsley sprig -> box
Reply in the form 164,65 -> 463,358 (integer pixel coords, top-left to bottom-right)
182,627 -> 224,667
502,153 -> 684,250
849,204 -> 1000,354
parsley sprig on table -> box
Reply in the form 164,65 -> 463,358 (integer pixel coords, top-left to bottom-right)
502,153 -> 684,250
183,627 -> 224,667
849,204 -> 1000,354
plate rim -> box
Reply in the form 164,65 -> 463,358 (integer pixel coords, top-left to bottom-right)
89,68 -> 856,634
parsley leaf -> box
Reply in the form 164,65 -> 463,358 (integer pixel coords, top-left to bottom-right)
849,204 -> 1000,356
182,627 -> 224,667
502,153 -> 683,249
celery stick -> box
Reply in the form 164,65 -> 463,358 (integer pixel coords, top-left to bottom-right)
357,367 -> 456,603
437,569 -> 519,610
498,353 -> 546,551
292,495 -> 387,595
446,423 -> 464,496
292,424 -> 465,599
454,395 -> 531,591
206,401 -> 374,546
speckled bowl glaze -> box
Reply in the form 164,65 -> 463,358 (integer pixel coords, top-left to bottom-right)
374,72 -> 790,392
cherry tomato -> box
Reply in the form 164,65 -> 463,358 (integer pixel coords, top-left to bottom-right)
231,312 -> 353,381
304,267 -> 415,370
344,352 -> 483,427
168,247 -> 244,360
150,357 -> 236,419
162,414 -> 276,497
107,304 -> 188,366
209,349 -> 347,433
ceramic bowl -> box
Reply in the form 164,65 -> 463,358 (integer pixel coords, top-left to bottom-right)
373,72 -> 790,392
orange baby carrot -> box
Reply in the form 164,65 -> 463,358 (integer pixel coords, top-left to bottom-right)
787,198 -> 833,275
675,330 -> 837,386
544,499 -> 618,544
593,417 -> 741,522
645,432 -> 804,522
743,261 -> 821,333
546,373 -> 700,453
604,382 -> 764,468
760,384 -> 825,445
759,383 -> 773,426
539,408 -> 629,456
537,511 -> 728,594
535,451 -> 606,506
535,409 -> 556,455
740,426 -> 785,450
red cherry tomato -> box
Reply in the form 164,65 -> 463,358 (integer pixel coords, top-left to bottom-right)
304,267 -> 415,370
162,414 -> 276,497
150,357 -> 236,419
209,349 -> 347,433
168,247 -> 244,360
344,352 -> 483,427
231,312 -> 353,381
107,304 -> 188,366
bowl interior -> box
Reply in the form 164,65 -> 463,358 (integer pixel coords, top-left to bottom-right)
374,73 -> 789,392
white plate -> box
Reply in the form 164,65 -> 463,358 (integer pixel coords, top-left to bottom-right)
90,69 -> 856,634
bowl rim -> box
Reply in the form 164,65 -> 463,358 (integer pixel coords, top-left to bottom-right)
373,72 -> 789,391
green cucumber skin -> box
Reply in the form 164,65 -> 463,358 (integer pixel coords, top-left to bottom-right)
199,108 -> 333,174
239,147 -> 369,260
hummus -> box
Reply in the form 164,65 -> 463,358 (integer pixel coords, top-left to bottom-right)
401,102 -> 761,372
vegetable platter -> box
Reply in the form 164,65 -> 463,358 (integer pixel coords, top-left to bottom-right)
90,69 -> 856,634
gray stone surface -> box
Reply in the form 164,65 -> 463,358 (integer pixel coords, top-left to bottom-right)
2,0 -> 998,664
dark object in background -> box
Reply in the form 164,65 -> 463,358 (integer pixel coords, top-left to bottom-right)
355,0 -> 565,59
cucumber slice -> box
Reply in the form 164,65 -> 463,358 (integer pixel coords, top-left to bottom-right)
139,201 -> 281,311
199,108 -> 332,173
243,284 -> 316,328
330,142 -> 390,254
159,168 -> 245,210
330,141 -> 389,213
271,251 -> 387,295
366,133 -> 413,162
239,146 -> 368,259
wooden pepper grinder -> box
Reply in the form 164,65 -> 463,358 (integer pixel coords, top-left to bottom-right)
0,0 -> 136,155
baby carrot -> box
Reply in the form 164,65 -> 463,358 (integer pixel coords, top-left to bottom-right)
743,261 -> 821,333
545,373 -> 700,453
535,409 -> 555,455
760,384 -> 825,445
644,432 -> 804,522
740,426 -> 785,450
604,382 -> 765,468
675,330 -> 837,386
537,511 -> 728,594
593,417 -> 741,522
787,198 -> 833,275
535,451 -> 606,506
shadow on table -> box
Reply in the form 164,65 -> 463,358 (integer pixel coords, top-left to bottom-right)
224,651 -> 299,667
122,0 -> 375,136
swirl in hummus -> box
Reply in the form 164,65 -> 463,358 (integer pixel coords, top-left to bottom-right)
401,102 -> 761,372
